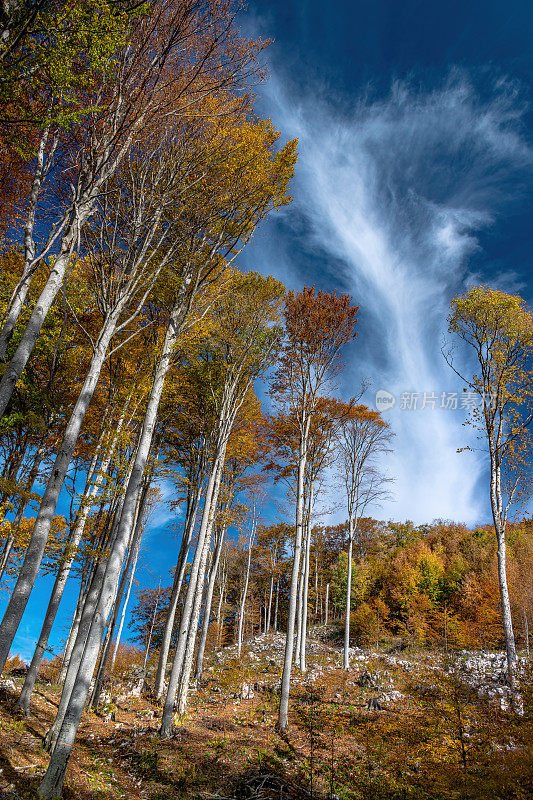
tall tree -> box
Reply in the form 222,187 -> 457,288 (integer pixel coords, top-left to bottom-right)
270,287 -> 358,731
159,271 -> 285,733
336,405 -> 393,669
446,285 -> 533,711
0,0 -> 265,414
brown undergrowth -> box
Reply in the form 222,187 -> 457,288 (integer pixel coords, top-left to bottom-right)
0,637 -> 532,799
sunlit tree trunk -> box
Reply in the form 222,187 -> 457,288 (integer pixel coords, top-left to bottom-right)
58,487 -> 120,686
38,294 -> 191,796
299,483 -> 313,673
16,408 -> 126,713
195,524 -> 226,681
237,525 -> 254,658
343,517 -> 354,670
43,457 -> 137,751
266,575 -> 273,634
90,476 -> 151,708
142,581 -> 161,675
153,487 -> 201,700
176,504 -> 219,715
160,452 -> 226,736
0,312 -> 123,674
274,576 -> 279,633
279,429 -> 308,730
109,540 -> 139,673
294,555 -> 305,666
488,435 -> 519,710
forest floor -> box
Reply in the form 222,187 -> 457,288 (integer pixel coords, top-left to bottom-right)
0,630 -> 532,800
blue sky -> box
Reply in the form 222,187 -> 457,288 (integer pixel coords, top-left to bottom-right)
239,0 -> 533,524
4,0 -> 533,659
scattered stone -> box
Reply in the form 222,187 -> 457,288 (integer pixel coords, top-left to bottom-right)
240,683 -> 255,700
0,679 -> 16,701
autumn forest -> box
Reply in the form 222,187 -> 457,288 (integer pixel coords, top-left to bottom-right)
0,2 -> 532,799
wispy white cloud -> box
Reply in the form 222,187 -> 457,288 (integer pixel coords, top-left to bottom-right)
244,69 -> 532,524
144,479 -> 178,532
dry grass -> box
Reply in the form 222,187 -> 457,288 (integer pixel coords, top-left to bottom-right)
0,636 -> 532,800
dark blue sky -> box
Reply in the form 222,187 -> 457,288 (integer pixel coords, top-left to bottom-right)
244,0 -> 533,284
5,0 -> 533,659
239,0 -> 533,523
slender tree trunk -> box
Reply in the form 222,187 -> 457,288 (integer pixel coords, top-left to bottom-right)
299,528 -> 311,672
0,439 -> 45,583
523,606 -> 529,656
142,581 -> 161,674
16,415 -> 125,713
266,575 -> 273,634
109,540 -> 139,672
0,315 -> 121,674
176,510 -> 217,715
325,582 -> 329,627
274,576 -> 279,633
58,495 -> 115,686
343,519 -> 354,670
237,526 -> 253,658
216,560 -> 225,630
38,294 -> 192,797
314,553 -> 318,617
160,452 -> 226,736
488,442 -> 519,709
57,472 -> 123,686
195,524 -> 226,681
299,485 -> 313,673
279,432 -> 308,731
43,463 -> 136,752
153,489 -> 200,700
294,555 -> 305,666
90,477 -> 151,708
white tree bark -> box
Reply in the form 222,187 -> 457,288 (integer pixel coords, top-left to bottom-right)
237,524 -> 254,658
274,577 -> 279,633
279,431 -> 308,730
38,296 -> 189,797
266,575 -> 273,634
343,518 -> 354,670
195,524 -> 226,681
109,540 -> 139,672
160,453 -> 225,736
90,476 -> 151,707
16,406 -> 127,712
488,436 -> 520,709
299,484 -> 314,673
153,489 -> 201,700
0,312 -> 122,674
175,503 -> 218,715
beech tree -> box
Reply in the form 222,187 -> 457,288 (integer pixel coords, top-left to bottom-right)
446,285 -> 533,711
336,405 -> 393,669
270,287 -> 358,730
159,271 -> 284,734
0,0 -> 265,414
